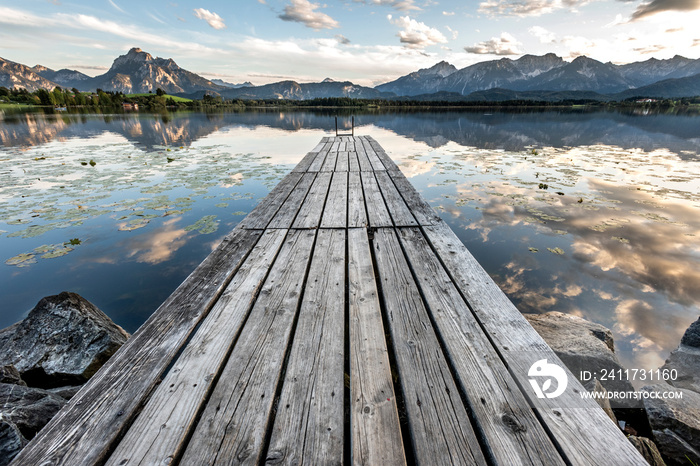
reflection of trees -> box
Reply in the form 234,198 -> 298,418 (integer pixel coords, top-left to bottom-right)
3,109 -> 699,155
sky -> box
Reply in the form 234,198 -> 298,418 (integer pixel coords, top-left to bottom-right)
1,0 -> 699,86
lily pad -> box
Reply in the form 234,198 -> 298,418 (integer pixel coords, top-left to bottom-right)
5,253 -> 36,267
547,247 -> 565,255
185,215 -> 219,234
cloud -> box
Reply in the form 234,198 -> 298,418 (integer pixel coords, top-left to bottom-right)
335,34 -> 351,44
390,15 -> 447,48
193,8 -> 226,29
630,0 -> 700,21
279,0 -> 339,30
529,25 -> 556,43
633,44 -> 668,53
108,0 -> 125,14
442,10 -> 455,15
464,32 -> 523,55
478,0 -> 590,17
446,25 -> 458,40
354,0 -> 420,11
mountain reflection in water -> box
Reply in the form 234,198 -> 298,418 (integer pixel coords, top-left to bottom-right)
0,108 -> 698,377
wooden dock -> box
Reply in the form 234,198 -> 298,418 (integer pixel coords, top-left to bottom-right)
12,136 -> 646,465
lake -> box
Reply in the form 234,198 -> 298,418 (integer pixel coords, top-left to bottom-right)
1,107 -> 698,375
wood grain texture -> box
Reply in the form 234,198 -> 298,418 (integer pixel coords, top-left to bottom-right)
336,151 -> 349,172
239,172 -> 303,229
354,140 -> 372,172
360,138 -> 385,172
266,229 -> 345,466
372,228 -> 487,466
180,229 -> 316,466
374,171 -> 417,227
292,172 -> 332,229
308,143 -> 332,172
268,172 -> 316,229
397,227 -> 563,466
360,172 -> 392,228
365,136 -> 399,171
348,151 -> 360,172
321,149 -> 339,172
387,170 -> 441,226
348,228 -> 406,466
321,171 -> 348,229
107,229 -> 288,466
423,222 -> 647,465
348,172 -> 367,228
10,227 -> 263,466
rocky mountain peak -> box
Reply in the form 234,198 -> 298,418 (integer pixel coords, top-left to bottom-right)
425,60 -> 457,77
322,78 -> 335,83
109,47 -> 155,73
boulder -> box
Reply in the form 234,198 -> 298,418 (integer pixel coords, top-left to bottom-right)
0,365 -> 26,386
525,312 -> 637,408
0,420 -> 27,466
0,383 -> 66,440
584,378 -> 617,424
627,436 -> 666,466
0,292 -> 129,388
48,385 -> 83,400
661,316 -> 700,394
642,384 -> 700,465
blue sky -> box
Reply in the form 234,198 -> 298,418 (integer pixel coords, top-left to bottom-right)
1,0 -> 699,86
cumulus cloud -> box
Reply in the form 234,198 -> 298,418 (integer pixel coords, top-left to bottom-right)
478,0 -> 590,17
279,0 -> 339,30
630,0 -> 700,20
464,32 -> 523,55
442,10 -> 455,15
390,15 -> 447,48
529,25 -> 556,43
193,8 -> 226,29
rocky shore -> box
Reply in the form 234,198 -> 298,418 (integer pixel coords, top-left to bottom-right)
526,312 -> 700,466
0,292 -> 128,465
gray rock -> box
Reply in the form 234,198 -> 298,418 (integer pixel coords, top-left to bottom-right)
680,316 -> 700,348
661,316 -> 700,394
0,292 -> 129,388
47,385 -> 82,400
642,384 -> 700,465
525,311 -> 637,408
0,383 -> 66,440
627,436 -> 666,466
0,420 -> 27,466
0,365 -> 26,386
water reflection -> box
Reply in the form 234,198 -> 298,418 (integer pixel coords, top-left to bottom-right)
1,109 -> 698,375
2,109 -> 699,157
395,142 -> 699,375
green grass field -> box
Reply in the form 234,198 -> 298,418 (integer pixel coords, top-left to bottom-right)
126,93 -> 192,102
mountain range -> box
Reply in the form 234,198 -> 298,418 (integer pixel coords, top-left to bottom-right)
1,47 -> 699,101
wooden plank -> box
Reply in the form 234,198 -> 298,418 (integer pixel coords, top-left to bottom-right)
292,152 -> 317,173
354,138 -> 372,172
180,229 -> 316,466
359,137 -> 385,171
336,151 -> 349,171
360,171 -> 392,228
107,229 -> 288,466
321,171 -> 348,229
338,140 -> 347,152
308,143 -> 332,172
239,171 -> 303,229
374,171 -> 417,227
321,149 -> 338,172
348,151 -> 360,172
397,227 -> 564,465
423,222 -> 648,465
387,170 -> 441,225
266,229 -> 345,465
268,172 -> 316,229
346,139 -> 356,152
372,228 -> 487,465
292,172 -> 332,229
364,136 -> 399,171
330,140 -> 341,153
12,227 -> 263,466
347,172 -> 367,228
348,228 -> 406,466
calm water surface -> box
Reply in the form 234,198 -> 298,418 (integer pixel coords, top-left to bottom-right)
1,108 -> 698,375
